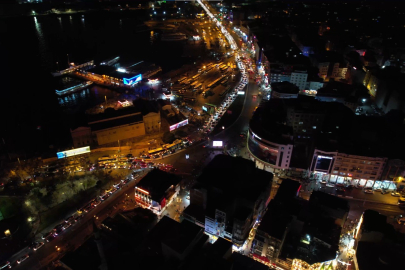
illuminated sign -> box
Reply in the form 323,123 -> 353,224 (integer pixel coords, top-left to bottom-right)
123,74 -> 142,85
57,146 -> 90,159
237,91 -> 245,95
117,68 -> 127,73
202,106 -> 208,111
170,119 -> 189,131
318,155 -> 333,159
252,132 -> 261,140
213,141 -> 223,147
148,79 -> 158,84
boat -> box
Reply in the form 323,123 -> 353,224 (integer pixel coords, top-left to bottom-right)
161,33 -> 187,41
55,81 -> 93,96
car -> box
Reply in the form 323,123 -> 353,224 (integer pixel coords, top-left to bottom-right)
45,234 -> 56,243
65,215 -> 75,224
345,185 -> 354,190
53,224 -> 65,235
381,189 -> 389,195
74,215 -> 83,223
374,187 -> 382,191
336,186 -> 345,193
33,242 -> 44,251
0,261 -> 11,269
62,222 -> 72,230
391,192 -> 401,197
42,231 -> 54,240
364,188 -> 374,194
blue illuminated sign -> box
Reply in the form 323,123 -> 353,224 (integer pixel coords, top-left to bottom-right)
123,74 -> 142,85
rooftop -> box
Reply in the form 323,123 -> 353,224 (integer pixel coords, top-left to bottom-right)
258,200 -> 292,240
89,112 -> 143,132
137,169 -> 181,202
274,178 -> 301,202
309,191 -> 349,213
271,82 -> 300,95
161,218 -> 204,254
356,241 -> 405,270
197,155 -> 272,203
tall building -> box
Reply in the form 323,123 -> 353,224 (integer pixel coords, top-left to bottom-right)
290,71 -> 308,90
183,155 -> 273,247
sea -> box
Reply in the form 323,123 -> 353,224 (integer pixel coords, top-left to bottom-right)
0,13 -> 192,156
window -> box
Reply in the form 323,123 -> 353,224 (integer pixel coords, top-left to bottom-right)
313,126 -> 316,129
302,129 -> 306,132
299,122 -> 303,124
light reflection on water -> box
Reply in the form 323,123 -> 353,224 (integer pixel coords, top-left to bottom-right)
57,85 -> 116,113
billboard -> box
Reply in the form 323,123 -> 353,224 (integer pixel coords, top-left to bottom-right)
213,141 -> 223,147
170,119 -> 189,132
123,74 -> 142,85
315,155 -> 333,171
57,146 -> 90,159
248,136 -> 278,165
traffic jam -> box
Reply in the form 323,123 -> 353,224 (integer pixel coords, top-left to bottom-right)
199,2 -> 247,136
2,152 -> 183,269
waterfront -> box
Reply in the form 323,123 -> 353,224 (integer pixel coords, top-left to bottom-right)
0,14 -> 193,155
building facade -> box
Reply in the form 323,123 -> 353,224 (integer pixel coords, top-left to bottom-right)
248,129 -> 294,172
310,149 -> 391,189
290,71 -> 308,90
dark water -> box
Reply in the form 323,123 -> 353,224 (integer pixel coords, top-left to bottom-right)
0,14 -> 191,155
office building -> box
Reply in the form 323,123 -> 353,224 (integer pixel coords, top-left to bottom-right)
183,155 -> 273,247
134,169 -> 181,215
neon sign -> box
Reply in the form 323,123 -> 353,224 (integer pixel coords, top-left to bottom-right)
123,74 -> 142,85
57,146 -> 90,159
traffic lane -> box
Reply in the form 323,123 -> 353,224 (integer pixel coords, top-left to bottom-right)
22,174 -> 143,270
319,185 -> 399,205
348,200 -> 405,217
214,81 -> 260,143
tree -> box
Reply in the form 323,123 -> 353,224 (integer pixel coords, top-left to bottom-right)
162,131 -> 175,144
174,129 -> 188,138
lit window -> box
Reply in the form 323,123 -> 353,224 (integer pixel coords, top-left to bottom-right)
313,126 -> 316,129
299,122 -> 303,124
336,126 -> 339,129
303,129 -> 306,132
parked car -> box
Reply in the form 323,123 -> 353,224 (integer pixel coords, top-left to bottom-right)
364,188 -> 374,194
0,261 -> 11,269
391,192 -> 401,197
32,242 -> 44,251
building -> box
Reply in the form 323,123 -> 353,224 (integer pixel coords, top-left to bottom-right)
290,71 -> 308,90
271,82 -> 299,99
251,182 -> 348,270
354,210 -> 405,270
311,52 -> 348,81
310,148 -> 389,189
183,155 -> 273,247
315,81 -> 360,112
71,99 -> 161,147
88,108 -> 145,146
134,169 -> 181,215
145,216 -> 205,262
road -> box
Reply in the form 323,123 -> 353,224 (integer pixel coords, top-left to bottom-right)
8,170 -> 148,270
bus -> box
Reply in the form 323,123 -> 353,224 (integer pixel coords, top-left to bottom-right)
164,139 -> 183,152
148,148 -> 165,156
220,86 -> 232,97
207,77 -> 222,89
98,156 -> 117,164
177,77 -> 187,83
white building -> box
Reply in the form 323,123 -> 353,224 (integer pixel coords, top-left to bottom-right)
248,128 -> 294,172
290,71 -> 308,90
310,149 -> 392,190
